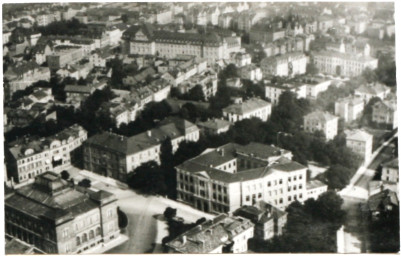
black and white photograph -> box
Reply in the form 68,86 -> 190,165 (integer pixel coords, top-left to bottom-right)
2,1 -> 399,254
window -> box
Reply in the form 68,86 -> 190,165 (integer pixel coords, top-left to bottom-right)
246,196 -> 250,202
62,228 -> 69,238
89,230 -> 95,240
267,181 -> 271,187
76,236 -> 81,246
279,179 -> 282,184
288,196 -> 291,201
96,227 -> 101,236
82,233 -> 88,243
107,209 -> 113,218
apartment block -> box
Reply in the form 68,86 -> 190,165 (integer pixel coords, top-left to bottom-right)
335,96 -> 365,122
6,124 -> 87,184
304,110 -> 338,141
83,118 -> 199,181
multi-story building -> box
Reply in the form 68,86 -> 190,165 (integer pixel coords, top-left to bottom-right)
311,50 -> 378,77
261,52 -> 308,77
354,83 -> 391,103
99,101 -> 139,128
178,69 -> 218,99
250,24 -> 286,44
166,214 -> 254,253
176,142 -> 312,213
265,82 -> 307,105
372,99 -> 397,129
5,172 -> 121,254
83,118 -> 199,181
335,96 -> 365,122
234,201 -> 287,241
197,118 -> 231,135
381,158 -> 399,183
122,23 -> 236,63
222,98 -> 272,123
46,45 -> 85,70
303,110 -> 338,141
4,62 -> 51,98
237,64 -> 263,81
305,180 -> 328,200
6,124 -> 87,184
345,129 -> 373,163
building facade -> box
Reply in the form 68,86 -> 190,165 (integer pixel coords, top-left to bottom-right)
166,214 -> 254,253
381,158 -> 399,183
303,110 -> 338,141
5,172 -> 120,254
6,124 -> 87,184
176,142 -> 311,213
335,96 -> 365,122
261,52 -> 308,77
222,98 -> 272,123
372,99 -> 397,129
83,118 -> 199,181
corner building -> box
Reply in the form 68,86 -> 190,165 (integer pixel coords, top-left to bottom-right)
5,172 -> 120,254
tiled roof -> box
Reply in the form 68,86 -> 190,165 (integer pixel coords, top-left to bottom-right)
345,129 -> 373,142
382,157 -> 398,169
306,179 -> 327,190
368,189 -> 398,212
197,119 -> 231,131
5,172 -> 115,223
355,83 -> 390,95
64,85 -> 93,94
85,118 -> 198,155
336,96 -> 364,106
304,110 -> 338,123
223,98 -> 271,115
167,214 -> 254,253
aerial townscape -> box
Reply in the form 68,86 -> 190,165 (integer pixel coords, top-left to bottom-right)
3,2 -> 399,254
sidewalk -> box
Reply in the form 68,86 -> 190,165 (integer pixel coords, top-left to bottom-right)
83,234 -> 128,254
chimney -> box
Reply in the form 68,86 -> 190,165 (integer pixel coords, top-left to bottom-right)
221,148 -> 225,157
147,130 -> 152,137
182,235 -> 187,244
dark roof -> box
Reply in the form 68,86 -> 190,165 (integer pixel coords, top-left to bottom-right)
368,189 -> 398,212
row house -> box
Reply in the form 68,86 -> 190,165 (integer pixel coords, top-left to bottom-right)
6,124 -> 87,184
5,172 -> 120,254
223,98 -> 272,123
303,110 -> 338,141
83,118 -> 199,182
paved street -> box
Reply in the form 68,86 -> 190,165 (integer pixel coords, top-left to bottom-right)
338,131 -> 397,253
67,167 -> 214,254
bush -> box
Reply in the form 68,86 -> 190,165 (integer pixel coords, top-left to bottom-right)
164,207 -> 177,220
61,170 -> 70,180
117,207 -> 128,229
78,178 -> 91,188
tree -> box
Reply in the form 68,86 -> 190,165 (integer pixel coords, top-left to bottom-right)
306,62 -> 319,75
362,67 -> 378,83
127,161 -> 167,195
324,164 -> 353,190
117,207 -> 128,229
78,178 -> 91,188
121,14 -> 128,23
61,170 -> 70,180
368,206 -> 400,252
160,137 -> 176,198
187,84 -> 206,102
163,207 -> 177,220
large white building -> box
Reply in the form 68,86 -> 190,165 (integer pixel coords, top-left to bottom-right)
312,50 -> 378,77
122,23 -> 238,63
222,98 -> 272,123
303,110 -> 338,141
176,142 -> 326,214
345,129 -> 373,163
260,52 -> 308,77
6,124 -> 88,184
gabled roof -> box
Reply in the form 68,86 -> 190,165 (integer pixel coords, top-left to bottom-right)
345,129 -> 373,142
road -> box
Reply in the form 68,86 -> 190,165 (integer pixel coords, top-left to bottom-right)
67,167 -> 214,254
338,130 -> 397,253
